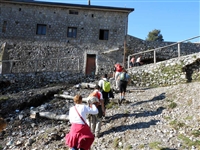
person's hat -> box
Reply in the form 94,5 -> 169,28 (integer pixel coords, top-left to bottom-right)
87,96 -> 99,104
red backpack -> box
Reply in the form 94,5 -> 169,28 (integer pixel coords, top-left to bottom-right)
89,91 -> 101,100
115,64 -> 123,72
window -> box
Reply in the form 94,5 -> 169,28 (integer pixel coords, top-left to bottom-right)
99,29 -> 109,40
67,27 -> 77,38
69,10 -> 78,15
2,21 -> 7,33
36,24 -> 46,35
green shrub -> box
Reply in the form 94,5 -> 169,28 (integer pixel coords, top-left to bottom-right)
149,141 -> 161,149
125,145 -> 133,150
0,96 -> 9,102
191,130 -> 200,137
112,137 -> 120,148
169,120 -> 185,130
178,134 -> 200,147
106,101 -> 116,109
168,102 -> 177,109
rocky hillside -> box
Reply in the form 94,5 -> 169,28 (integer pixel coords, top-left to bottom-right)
0,81 -> 200,150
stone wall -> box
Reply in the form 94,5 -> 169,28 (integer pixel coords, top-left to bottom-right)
1,1 -> 200,89
128,52 -> 200,87
0,71 -> 86,93
0,1 -> 128,47
126,35 -> 200,63
0,1 -> 130,75
0,39 -> 200,89
0,39 -> 118,75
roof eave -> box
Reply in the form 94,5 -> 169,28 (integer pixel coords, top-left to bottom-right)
1,0 -> 134,13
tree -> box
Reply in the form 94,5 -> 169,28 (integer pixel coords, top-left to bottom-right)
146,29 -> 164,41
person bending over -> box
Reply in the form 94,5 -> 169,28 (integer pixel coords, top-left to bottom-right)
65,95 -> 98,150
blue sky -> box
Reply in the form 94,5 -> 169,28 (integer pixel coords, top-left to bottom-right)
36,0 -> 200,42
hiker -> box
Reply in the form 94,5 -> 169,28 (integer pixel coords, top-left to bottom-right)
113,63 -> 123,90
118,68 -> 131,105
136,56 -> 143,66
0,118 -> 7,132
65,95 -> 98,150
87,85 -> 104,138
129,56 -> 135,67
98,74 -> 110,116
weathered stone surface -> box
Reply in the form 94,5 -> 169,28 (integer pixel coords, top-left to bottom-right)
128,52 -> 200,87
1,81 -> 200,150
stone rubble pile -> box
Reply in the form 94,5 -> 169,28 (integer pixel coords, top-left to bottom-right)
0,81 -> 200,150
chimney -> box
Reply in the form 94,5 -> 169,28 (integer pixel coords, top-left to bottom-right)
88,0 -> 90,5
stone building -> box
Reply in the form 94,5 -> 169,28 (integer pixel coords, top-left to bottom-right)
0,0 -> 199,89
0,0 -> 134,76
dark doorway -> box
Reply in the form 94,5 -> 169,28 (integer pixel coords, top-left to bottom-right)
86,54 -> 96,75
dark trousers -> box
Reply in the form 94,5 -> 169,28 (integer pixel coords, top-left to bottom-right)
101,90 -> 109,106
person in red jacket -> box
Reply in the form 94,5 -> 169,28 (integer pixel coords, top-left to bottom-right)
113,63 -> 123,90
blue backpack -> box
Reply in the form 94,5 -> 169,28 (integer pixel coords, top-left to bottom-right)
120,72 -> 127,81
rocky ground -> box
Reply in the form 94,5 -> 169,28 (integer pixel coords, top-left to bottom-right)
0,81 -> 200,150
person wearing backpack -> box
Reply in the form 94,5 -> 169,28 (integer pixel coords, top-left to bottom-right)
98,74 -> 111,115
113,63 -> 123,91
118,68 -> 131,105
87,85 -> 104,138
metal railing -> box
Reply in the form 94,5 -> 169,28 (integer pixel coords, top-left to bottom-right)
127,35 -> 200,68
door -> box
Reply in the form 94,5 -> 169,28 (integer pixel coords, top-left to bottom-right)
86,54 -> 96,76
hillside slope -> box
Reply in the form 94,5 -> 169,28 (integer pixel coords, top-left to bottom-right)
0,81 -> 200,150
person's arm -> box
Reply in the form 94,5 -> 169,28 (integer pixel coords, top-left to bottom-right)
87,104 -> 98,115
113,67 -> 116,78
68,107 -> 73,123
98,80 -> 103,90
99,92 -> 105,115
98,80 -> 101,87
127,75 -> 131,84
101,99 -> 105,115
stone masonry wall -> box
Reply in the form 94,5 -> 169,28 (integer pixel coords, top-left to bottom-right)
128,52 -> 200,87
0,39 -> 200,87
126,35 -> 200,63
0,1 -> 129,76
0,39 -> 118,75
0,2 -> 127,48
0,1 -> 200,89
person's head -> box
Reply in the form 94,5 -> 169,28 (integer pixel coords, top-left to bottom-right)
94,84 -> 100,90
103,74 -> 107,78
73,94 -> 82,104
123,68 -> 127,73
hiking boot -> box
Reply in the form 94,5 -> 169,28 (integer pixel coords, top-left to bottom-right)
118,99 -> 121,106
121,98 -> 125,103
95,132 -> 102,138
102,116 -> 106,122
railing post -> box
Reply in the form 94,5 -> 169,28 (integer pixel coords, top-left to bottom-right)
57,58 -> 59,71
154,49 -> 156,64
35,60 -> 38,72
178,42 -> 180,57
78,58 -> 79,72
10,60 -> 13,73
128,55 -> 130,68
